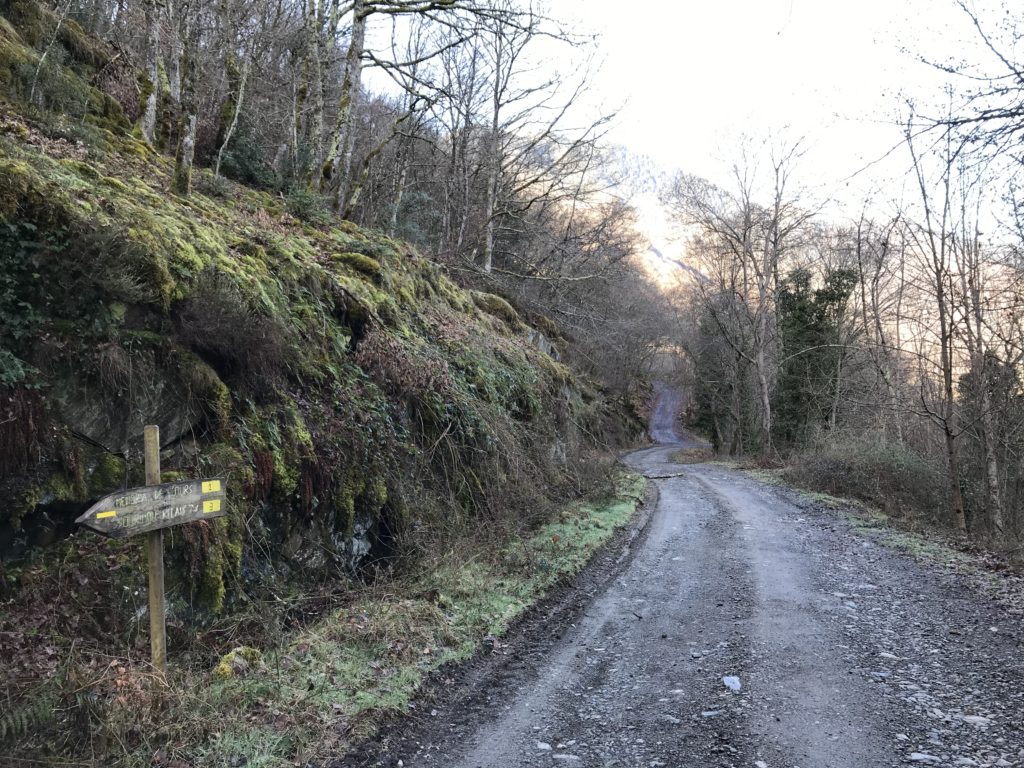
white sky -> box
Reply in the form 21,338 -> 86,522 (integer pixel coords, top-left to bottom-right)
560,0 -> 984,191
548,0 -> 1015,252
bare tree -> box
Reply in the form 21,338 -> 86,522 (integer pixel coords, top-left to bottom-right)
665,141 -> 813,451
904,121 -> 969,532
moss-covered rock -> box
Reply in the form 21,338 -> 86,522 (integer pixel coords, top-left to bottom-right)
212,646 -> 264,679
472,290 -> 525,330
0,7 -> 644,620
332,250 -> 382,279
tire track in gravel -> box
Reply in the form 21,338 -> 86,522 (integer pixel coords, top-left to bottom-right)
347,386 -> 1024,768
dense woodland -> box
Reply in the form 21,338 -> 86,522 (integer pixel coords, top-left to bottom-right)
667,2 -> 1024,546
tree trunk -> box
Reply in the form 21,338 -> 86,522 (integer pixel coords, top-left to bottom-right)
322,0 -> 367,210
141,0 -> 160,144
754,301 -> 773,451
964,259 -> 1005,536
943,423 -> 967,532
171,17 -> 198,195
215,52 -> 250,178
980,387 -> 1004,534
167,0 -> 182,102
482,74 -> 501,273
294,0 -> 324,183
936,277 -> 967,532
388,143 -> 408,236
830,352 -> 842,431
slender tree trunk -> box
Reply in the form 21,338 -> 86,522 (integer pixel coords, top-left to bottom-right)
980,386 -> 1004,533
388,143 -> 408,236
141,0 -> 160,143
755,352 -> 772,450
943,423 -> 967,531
215,52 -> 250,177
167,0 -> 182,102
830,353 -> 842,431
937,277 -> 967,532
308,36 -> 325,178
171,16 -> 198,195
455,127 -> 472,251
482,96 -> 500,273
754,300 -> 773,451
322,0 -> 367,210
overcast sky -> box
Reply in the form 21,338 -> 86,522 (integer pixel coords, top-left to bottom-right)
564,0 -> 996,192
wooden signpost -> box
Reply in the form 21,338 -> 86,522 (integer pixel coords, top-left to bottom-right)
75,425 -> 227,677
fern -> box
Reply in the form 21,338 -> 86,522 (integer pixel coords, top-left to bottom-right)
0,691 -> 57,743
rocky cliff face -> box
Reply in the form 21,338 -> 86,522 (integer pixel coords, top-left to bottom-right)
0,4 -> 644,615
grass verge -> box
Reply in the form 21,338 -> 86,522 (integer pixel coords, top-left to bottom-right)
737,465 -> 976,571
669,447 -> 713,464
36,469 -> 646,768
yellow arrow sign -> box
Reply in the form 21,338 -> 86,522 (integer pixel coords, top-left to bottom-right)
76,478 -> 227,539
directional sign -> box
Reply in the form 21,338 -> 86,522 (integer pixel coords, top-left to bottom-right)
76,478 -> 227,539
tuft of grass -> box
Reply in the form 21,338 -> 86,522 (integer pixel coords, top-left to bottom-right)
740,467 -> 786,486
832,503 -> 971,568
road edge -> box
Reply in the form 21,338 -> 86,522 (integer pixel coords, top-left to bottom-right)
339,470 -> 661,767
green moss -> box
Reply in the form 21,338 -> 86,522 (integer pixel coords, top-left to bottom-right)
60,158 -> 101,180
213,646 -> 263,680
101,175 -> 131,193
332,251 -> 382,279
272,450 -> 299,505
136,72 -> 154,127
10,486 -> 36,529
200,530 -> 228,612
87,451 -> 124,493
0,158 -> 36,220
57,18 -> 109,70
472,291 -> 523,329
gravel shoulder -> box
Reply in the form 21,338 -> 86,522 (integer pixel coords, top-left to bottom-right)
343,409 -> 1024,768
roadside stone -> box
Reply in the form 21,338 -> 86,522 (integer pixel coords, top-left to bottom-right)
959,715 -> 993,727
722,676 -> 741,691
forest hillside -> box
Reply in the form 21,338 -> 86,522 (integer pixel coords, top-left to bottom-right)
0,2 -> 657,762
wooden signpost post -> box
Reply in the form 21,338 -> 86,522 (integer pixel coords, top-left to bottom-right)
75,425 -> 227,677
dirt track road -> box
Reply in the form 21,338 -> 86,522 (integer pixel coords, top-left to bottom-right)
354,387 -> 1024,768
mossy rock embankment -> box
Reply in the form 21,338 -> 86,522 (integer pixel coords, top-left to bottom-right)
0,7 -> 644,623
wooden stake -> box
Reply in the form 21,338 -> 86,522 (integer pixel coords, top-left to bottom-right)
143,424 -> 167,679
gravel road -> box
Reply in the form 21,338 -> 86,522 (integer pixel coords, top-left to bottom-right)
352,387 -> 1024,768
